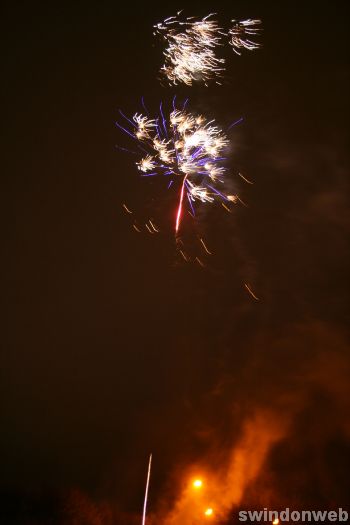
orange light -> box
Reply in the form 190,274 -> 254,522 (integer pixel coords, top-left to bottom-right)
204,508 -> 214,517
193,479 -> 203,489
272,519 -> 279,525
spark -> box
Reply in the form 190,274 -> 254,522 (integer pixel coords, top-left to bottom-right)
133,224 -> 141,233
204,507 -> 214,517
154,13 -> 261,85
227,194 -> 238,203
235,195 -> 248,207
227,116 -> 244,130
149,220 -> 159,232
244,283 -> 260,301
221,202 -> 232,213
238,172 -> 254,184
199,238 -> 212,255
123,203 -> 132,214
195,257 -> 205,267
137,155 -> 157,173
179,249 -> 189,262
117,101 -> 233,236
141,454 -> 152,525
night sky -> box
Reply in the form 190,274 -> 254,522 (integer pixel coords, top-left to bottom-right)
2,1 -> 349,524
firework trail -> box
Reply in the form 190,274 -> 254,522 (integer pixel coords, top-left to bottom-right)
229,19 -> 262,55
154,12 -> 261,85
116,99 -> 238,238
142,453 -> 152,525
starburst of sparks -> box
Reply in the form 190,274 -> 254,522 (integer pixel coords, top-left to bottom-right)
154,13 -> 225,86
116,99 -> 238,236
154,12 -> 261,85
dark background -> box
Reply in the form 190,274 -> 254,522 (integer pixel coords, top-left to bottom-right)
2,0 -> 349,523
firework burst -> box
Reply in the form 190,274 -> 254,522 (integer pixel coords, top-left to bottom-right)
116,99 -> 238,241
154,13 -> 225,86
154,12 -> 261,85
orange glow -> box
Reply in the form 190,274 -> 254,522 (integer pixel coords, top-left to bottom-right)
162,411 -> 292,524
192,479 -> 203,489
272,519 -> 279,525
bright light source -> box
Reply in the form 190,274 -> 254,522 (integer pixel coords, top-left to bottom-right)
193,479 -> 203,489
272,519 -> 279,525
204,507 -> 214,517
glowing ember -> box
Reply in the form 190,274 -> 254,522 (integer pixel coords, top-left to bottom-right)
192,479 -> 203,489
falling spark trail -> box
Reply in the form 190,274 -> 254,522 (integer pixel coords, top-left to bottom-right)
200,237 -> 212,255
239,172 -> 254,184
122,203 -> 132,214
222,202 -> 232,213
179,249 -> 189,262
149,220 -> 159,232
227,116 -> 244,130
142,454 -> 152,525
244,283 -> 260,301
236,195 -> 248,207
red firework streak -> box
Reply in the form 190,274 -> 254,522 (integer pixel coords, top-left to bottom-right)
175,175 -> 188,234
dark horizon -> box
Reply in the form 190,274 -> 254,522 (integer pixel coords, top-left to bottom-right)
2,1 -> 349,523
